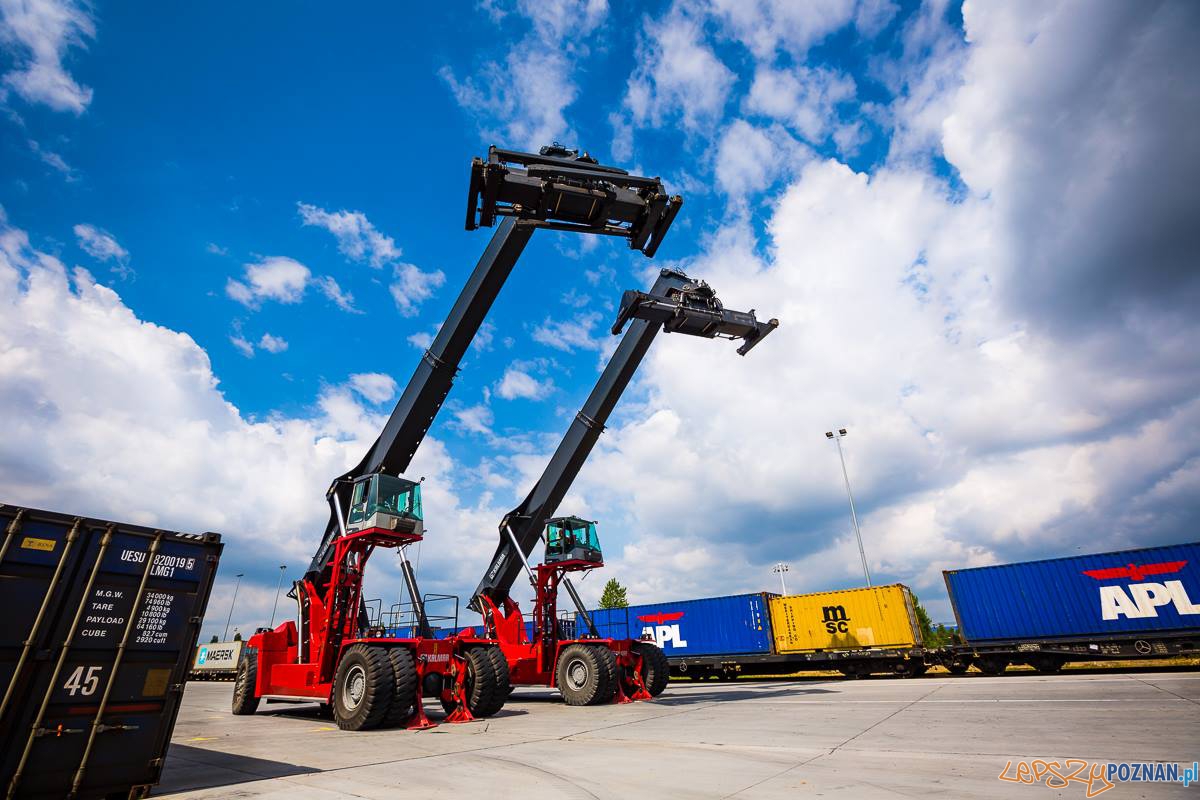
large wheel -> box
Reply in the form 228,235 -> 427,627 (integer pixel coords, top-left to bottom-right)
231,648 -> 260,715
556,644 -> 612,706
589,646 -> 618,706
442,646 -> 509,718
948,662 -> 970,676
632,641 -> 669,697
381,647 -> 419,727
332,644 -> 394,731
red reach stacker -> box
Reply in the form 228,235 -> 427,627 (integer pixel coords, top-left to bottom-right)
469,268 -> 778,705
230,144 -> 685,730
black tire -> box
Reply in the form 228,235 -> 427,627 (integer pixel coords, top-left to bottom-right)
556,644 -> 611,706
332,644 -> 394,731
632,641 -> 669,697
589,646 -> 618,706
231,648 -> 259,715
442,646 -> 509,718
381,647 -> 419,727
948,663 -> 970,675
977,657 -> 1008,676
839,667 -> 863,680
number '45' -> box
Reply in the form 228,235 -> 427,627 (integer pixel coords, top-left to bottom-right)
64,665 -> 102,696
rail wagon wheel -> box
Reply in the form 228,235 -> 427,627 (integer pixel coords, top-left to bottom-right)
442,646 -> 509,717
976,656 -> 1009,676
947,662 -> 970,676
231,648 -> 260,715
632,641 -> 670,696
332,644 -> 394,731
556,644 -> 611,706
382,647 -> 419,727
1027,655 -> 1065,674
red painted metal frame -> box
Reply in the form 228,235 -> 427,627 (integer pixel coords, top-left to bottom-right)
481,560 -> 653,702
246,526 -> 487,728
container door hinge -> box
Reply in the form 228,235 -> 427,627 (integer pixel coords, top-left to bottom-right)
96,723 -> 140,733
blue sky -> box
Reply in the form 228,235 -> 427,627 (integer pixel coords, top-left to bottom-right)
2,0 -> 1197,639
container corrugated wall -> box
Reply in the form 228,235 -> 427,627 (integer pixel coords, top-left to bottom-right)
944,542 -> 1200,644
768,584 -> 920,653
583,593 -> 775,657
0,504 -> 222,799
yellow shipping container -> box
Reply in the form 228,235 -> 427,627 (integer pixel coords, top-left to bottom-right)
768,584 -> 922,653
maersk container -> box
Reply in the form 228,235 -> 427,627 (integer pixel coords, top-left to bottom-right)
0,504 -> 222,799
584,593 -> 774,657
769,584 -> 921,653
944,542 -> 1200,644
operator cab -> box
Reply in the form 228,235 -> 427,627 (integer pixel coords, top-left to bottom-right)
345,474 -> 424,540
544,516 -> 603,566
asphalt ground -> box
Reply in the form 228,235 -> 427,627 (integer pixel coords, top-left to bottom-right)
158,670 -> 1200,799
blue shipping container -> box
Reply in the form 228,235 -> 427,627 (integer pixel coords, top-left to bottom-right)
583,593 -> 775,657
944,542 -> 1200,644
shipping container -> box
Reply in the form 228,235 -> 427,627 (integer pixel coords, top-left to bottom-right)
0,504 -> 222,799
944,542 -> 1200,645
584,593 -> 775,657
190,640 -> 242,680
769,584 -> 921,654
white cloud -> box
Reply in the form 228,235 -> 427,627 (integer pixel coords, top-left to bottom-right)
495,368 -> 552,401
0,212 -> 510,639
349,372 -> 397,405
297,202 -> 401,268
73,223 -> 128,264
258,333 -> 288,354
744,65 -> 857,143
205,242 -> 228,257
229,333 -> 255,358
451,402 -> 494,438
623,3 -> 736,133
389,261 -> 446,317
441,0 -> 608,150
407,329 -> 434,350
0,0 -> 95,113
531,311 -> 603,352
226,256 -> 310,307
708,0 -> 857,61
313,274 -> 358,313
714,119 -> 809,197
27,138 -> 75,179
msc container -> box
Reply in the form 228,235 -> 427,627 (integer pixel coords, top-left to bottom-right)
0,504 -> 222,800
944,542 -> 1200,644
190,640 -> 242,680
583,593 -> 774,657
769,584 -> 921,653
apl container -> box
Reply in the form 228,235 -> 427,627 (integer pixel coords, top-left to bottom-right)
768,584 -> 921,653
944,542 -> 1200,644
584,593 -> 775,657
0,504 -> 222,799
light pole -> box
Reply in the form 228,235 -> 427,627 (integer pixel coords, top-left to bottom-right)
269,565 -> 287,627
771,562 -> 790,595
826,428 -> 871,586
222,572 -> 244,641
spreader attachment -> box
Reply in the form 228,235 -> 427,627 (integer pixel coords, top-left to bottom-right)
612,269 -> 780,355
466,144 -> 683,257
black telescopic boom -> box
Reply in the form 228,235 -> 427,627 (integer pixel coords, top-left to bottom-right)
308,217 -> 535,578
470,269 -> 778,610
307,144 -> 684,582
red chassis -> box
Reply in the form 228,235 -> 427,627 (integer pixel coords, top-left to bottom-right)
480,560 -> 657,704
243,527 -> 504,729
